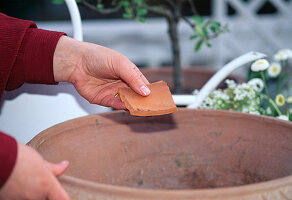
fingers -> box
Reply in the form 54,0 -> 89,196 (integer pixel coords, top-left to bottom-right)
111,95 -> 126,110
46,160 -> 69,177
138,70 -> 150,85
119,62 -> 151,97
97,93 -> 126,110
46,160 -> 70,200
48,177 -> 71,200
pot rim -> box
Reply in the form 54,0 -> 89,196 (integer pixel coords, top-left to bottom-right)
59,174 -> 292,198
28,109 -> 292,198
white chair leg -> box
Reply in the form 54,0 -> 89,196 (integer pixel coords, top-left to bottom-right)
64,0 -> 83,41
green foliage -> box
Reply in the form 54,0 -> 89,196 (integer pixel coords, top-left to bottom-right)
52,0 -> 228,53
190,16 -> 229,51
52,0 -> 65,4
97,3 -> 104,10
52,0 -> 80,4
199,80 -> 265,115
203,56 -> 292,121
97,0 -> 147,22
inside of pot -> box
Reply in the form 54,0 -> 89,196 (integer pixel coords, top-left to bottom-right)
35,111 -> 292,189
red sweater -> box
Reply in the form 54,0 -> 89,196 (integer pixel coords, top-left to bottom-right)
0,13 -> 65,189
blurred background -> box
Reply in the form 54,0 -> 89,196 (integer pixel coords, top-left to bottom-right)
1,0 -> 292,143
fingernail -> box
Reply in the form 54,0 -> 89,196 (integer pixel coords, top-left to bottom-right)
60,160 -> 69,166
140,85 -> 150,96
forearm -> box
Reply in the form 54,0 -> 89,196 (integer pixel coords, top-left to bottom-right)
53,36 -> 83,83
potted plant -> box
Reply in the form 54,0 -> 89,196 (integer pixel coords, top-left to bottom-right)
195,48 -> 292,122
54,0 -> 230,92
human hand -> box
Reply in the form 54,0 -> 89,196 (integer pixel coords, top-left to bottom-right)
53,36 -> 150,109
0,143 -> 70,200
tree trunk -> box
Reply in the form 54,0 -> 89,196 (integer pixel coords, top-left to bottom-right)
168,17 -> 182,93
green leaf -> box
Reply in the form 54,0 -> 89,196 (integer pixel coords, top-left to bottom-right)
97,3 -> 104,10
189,35 -> 198,40
210,26 -> 217,33
52,0 -> 64,4
209,21 -> 221,33
206,41 -> 212,48
195,26 -> 204,37
125,6 -> 131,12
192,15 -> 204,25
211,21 -> 221,28
137,17 -> 147,23
209,23 -> 219,32
119,1 -> 130,7
133,0 -> 143,4
195,39 -> 204,51
136,7 -> 148,16
123,8 -> 133,19
202,27 -> 208,37
75,0 -> 81,3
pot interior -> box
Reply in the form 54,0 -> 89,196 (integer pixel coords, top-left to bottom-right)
30,110 -> 292,189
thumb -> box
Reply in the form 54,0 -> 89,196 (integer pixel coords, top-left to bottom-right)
119,63 -> 151,96
46,160 -> 69,177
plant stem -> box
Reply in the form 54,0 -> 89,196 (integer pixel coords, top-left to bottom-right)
268,98 -> 282,116
188,0 -> 199,15
168,17 -> 182,93
261,71 -> 270,99
80,0 -> 122,14
261,94 -> 282,116
261,71 -> 275,113
166,1 -> 183,93
181,16 -> 195,28
277,71 -> 281,94
144,5 -> 171,19
163,0 -> 176,9
285,60 -> 291,97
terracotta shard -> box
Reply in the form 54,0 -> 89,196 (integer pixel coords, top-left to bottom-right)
118,81 -> 178,116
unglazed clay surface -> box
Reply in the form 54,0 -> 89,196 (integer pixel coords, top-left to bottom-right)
28,109 -> 292,200
118,81 -> 178,116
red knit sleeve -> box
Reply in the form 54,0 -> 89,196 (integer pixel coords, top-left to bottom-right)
0,13 -> 34,101
0,12 -> 66,189
0,132 -> 17,189
6,28 -> 66,90
0,12 -> 66,96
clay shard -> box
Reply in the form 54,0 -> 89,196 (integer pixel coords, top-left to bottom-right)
118,81 -> 178,116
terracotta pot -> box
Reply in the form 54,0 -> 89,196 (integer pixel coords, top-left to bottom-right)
28,109 -> 292,199
140,67 -> 245,92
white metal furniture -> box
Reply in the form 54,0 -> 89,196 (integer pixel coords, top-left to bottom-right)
173,51 -> 266,107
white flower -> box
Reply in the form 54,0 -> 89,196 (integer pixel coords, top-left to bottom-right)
251,59 -> 270,72
275,94 -> 285,106
283,49 -> 292,58
225,79 -> 236,88
277,115 -> 289,121
249,110 -> 260,115
267,62 -> 281,78
248,78 -> 264,92
266,107 -> 272,115
274,49 -> 292,61
274,52 -> 288,61
287,96 -> 292,104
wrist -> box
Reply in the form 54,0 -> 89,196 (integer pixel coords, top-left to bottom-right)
53,36 -> 83,83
